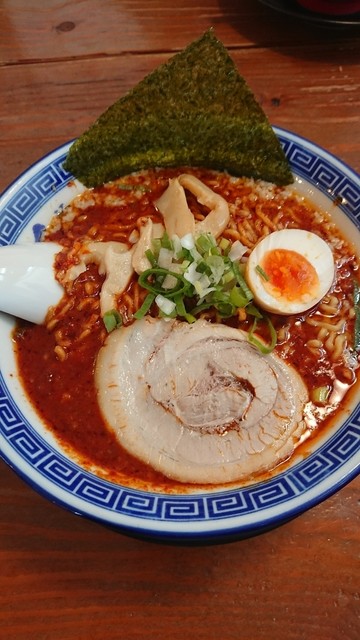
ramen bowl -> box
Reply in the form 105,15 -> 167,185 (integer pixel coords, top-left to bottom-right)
0,127 -> 359,544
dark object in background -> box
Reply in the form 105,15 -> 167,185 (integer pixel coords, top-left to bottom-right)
296,0 -> 360,15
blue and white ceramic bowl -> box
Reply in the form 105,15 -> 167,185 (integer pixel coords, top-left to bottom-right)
0,128 -> 359,543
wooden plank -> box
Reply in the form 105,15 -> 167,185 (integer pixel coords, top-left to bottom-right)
0,461 -> 359,640
1,0 -> 359,64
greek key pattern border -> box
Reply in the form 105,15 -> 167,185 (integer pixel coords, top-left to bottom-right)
0,154 -> 70,245
1,374 -> 359,522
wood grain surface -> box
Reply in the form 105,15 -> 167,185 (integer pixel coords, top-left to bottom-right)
0,1 -> 359,639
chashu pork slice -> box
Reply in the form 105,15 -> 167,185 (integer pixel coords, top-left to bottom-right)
95,318 -> 308,485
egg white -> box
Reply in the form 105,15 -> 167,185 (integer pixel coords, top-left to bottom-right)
245,229 -> 335,315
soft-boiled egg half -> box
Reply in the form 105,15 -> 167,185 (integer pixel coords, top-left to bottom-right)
245,229 -> 335,315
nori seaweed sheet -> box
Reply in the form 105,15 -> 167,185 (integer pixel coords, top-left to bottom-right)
64,30 -> 293,187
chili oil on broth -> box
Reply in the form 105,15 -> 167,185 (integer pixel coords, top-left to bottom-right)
13,167 -> 360,493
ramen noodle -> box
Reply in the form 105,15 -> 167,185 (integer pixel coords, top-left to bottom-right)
14,167 -> 360,491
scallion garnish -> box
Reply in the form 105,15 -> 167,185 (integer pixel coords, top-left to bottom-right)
133,292 -> 156,319
255,264 -> 269,281
155,294 -> 176,316
145,248 -> 157,267
231,260 -> 254,302
103,309 -> 123,332
245,303 -> 263,319
132,230 -> 276,352
174,293 -> 196,323
160,231 -> 173,250
248,316 -> 277,355
311,385 -> 331,405
138,267 -> 189,298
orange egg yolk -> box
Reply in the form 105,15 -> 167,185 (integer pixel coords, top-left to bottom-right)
261,249 -> 319,302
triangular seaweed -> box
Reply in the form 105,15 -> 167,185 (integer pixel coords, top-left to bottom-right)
64,30 -> 293,187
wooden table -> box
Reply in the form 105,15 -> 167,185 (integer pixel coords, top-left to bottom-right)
1,2 -> 359,638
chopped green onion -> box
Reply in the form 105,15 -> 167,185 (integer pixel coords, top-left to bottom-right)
183,261 -> 201,285
196,233 -> 216,253
196,260 -> 211,275
245,303 -> 263,319
158,246 -> 174,269
134,231 -> 265,331
232,260 -> 254,302
103,309 -> 122,332
228,240 -> 247,261
171,234 -> 182,257
162,272 -> 180,290
191,301 -> 214,315
138,267 -> 190,298
155,294 -> 176,315
181,233 -> 196,250
248,316 -> 277,354
219,237 -> 230,252
160,231 -> 173,250
214,301 -> 235,318
174,293 -> 196,323
133,293 -> 156,319
145,248 -> 157,267
255,264 -> 269,281
151,238 -> 162,256
311,385 -> 331,405
229,285 -> 248,308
